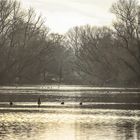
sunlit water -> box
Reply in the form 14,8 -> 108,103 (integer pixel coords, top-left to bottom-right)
0,108 -> 140,140
0,85 -> 140,140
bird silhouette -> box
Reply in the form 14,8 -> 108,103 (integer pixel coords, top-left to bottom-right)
9,101 -> 13,107
37,97 -> 41,107
79,102 -> 82,105
61,102 -> 64,105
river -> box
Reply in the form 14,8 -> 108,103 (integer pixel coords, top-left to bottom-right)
0,85 -> 140,140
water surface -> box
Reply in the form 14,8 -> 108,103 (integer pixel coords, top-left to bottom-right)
0,85 -> 140,140
0,108 -> 140,140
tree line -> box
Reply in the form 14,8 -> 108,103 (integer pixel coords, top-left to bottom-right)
0,0 -> 140,86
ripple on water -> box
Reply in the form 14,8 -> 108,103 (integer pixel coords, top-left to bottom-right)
0,109 -> 140,140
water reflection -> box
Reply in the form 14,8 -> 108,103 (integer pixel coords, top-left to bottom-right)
0,109 -> 140,140
115,120 -> 140,140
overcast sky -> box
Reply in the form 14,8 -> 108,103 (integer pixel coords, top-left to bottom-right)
19,0 -> 139,33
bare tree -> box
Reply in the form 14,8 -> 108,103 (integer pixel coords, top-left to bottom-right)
111,0 -> 140,84
66,25 -> 119,85
0,0 -> 53,84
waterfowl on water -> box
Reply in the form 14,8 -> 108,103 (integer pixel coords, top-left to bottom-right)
61,102 -> 64,105
79,102 -> 82,105
9,101 -> 13,106
38,97 -> 41,107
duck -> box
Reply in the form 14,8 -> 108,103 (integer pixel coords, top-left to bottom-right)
79,102 -> 82,105
61,102 -> 64,105
9,101 -> 13,107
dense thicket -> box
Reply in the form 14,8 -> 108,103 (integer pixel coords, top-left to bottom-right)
0,0 -> 140,86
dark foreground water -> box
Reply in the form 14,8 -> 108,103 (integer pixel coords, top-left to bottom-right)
0,108 -> 140,140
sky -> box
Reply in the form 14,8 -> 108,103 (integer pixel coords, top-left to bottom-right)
19,0 -> 137,34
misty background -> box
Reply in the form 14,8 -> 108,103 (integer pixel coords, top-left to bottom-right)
0,0 -> 140,87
